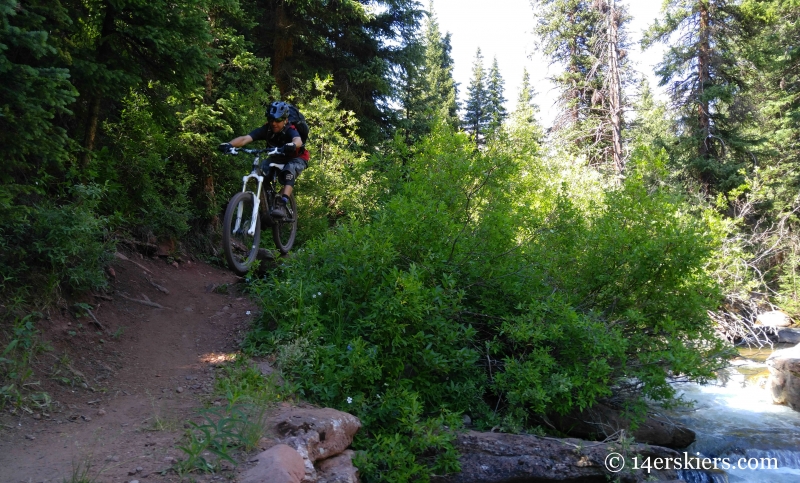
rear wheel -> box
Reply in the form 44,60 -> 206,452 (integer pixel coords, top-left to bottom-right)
271,193 -> 297,254
222,191 -> 261,275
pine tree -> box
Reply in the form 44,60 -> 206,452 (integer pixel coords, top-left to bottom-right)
397,1 -> 459,142
532,0 -> 631,172
247,0 -> 425,144
487,56 -> 508,134
423,2 -> 459,128
464,48 -> 492,146
52,0 -> 217,169
532,0 -> 600,129
0,0 -> 76,177
643,0 -> 757,194
508,68 -> 543,143
511,68 -> 540,127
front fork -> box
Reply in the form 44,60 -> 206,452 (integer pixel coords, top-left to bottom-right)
234,170 -> 264,237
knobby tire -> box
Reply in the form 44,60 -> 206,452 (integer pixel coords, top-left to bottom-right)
222,191 -> 261,275
271,193 -> 297,254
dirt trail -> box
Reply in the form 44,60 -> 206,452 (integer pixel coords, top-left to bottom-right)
0,249 -> 257,483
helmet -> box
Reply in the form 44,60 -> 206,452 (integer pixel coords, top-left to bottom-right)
266,101 -> 290,122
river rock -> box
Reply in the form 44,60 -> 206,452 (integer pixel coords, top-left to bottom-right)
551,402 -> 695,449
767,343 -> 800,411
430,431 -> 680,483
756,310 -> 792,328
240,444 -> 305,483
775,328 -> 800,344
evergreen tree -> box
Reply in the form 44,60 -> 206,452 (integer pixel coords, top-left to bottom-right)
51,0 -> 217,169
746,0 -> 800,184
422,2 -> 459,127
532,0 -> 631,171
0,0 -> 76,177
463,48 -> 492,146
487,56 -> 508,134
396,1 -> 459,143
532,0 -> 600,129
508,68 -> 543,145
643,0 -> 758,194
514,68 -> 539,123
245,0 -> 425,144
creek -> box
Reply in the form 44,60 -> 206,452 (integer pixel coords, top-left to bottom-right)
664,344 -> 800,483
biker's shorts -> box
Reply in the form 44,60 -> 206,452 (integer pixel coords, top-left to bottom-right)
262,156 -> 307,187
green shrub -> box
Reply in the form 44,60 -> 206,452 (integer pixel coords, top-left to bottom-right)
1,183 -> 112,302
243,126 -> 731,481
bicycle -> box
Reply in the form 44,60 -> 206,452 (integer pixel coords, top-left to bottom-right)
221,147 -> 298,275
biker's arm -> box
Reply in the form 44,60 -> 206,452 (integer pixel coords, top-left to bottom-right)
291,136 -> 303,149
228,135 -> 254,148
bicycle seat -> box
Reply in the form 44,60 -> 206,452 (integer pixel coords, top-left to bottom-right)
267,162 -> 286,170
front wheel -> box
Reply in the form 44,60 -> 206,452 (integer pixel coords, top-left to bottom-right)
222,191 -> 261,275
271,193 -> 297,254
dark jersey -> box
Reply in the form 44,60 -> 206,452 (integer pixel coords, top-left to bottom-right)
248,124 -> 310,161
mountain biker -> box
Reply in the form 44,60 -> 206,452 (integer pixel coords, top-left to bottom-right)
218,101 -> 309,218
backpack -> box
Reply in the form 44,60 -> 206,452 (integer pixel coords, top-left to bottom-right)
287,104 -> 309,144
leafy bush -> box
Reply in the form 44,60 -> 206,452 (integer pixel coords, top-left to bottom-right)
1,183 -> 112,303
242,125 -> 729,481
0,314 -> 50,409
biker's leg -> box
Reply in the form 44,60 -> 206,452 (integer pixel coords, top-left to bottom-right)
271,158 -> 303,217
277,158 -> 306,199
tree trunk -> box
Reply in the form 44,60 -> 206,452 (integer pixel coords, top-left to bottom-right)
606,0 -> 625,174
80,0 -> 116,170
273,1 -> 294,96
81,95 -> 101,170
697,0 -> 711,159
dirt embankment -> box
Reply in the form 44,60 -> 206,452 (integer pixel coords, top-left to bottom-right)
0,248 -> 257,483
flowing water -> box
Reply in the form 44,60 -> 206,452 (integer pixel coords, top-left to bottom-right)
664,344 -> 800,483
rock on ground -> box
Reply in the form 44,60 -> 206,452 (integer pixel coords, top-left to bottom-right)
316,450 -> 360,483
756,310 -> 792,327
775,327 -> 800,344
266,407 -> 362,483
767,343 -> 800,411
240,444 -> 306,483
430,431 -> 681,483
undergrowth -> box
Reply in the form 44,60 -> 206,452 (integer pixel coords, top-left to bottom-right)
174,356 -> 283,476
241,127 -> 732,482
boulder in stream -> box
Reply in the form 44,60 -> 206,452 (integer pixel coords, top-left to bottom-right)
767,343 -> 800,411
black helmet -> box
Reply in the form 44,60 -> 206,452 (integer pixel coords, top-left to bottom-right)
266,101 -> 290,122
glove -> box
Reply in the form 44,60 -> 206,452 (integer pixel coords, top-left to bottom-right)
281,143 -> 297,156
218,142 -> 234,154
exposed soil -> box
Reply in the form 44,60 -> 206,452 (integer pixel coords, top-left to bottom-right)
0,247 -> 259,483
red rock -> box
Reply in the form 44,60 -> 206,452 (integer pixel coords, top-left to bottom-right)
273,407 -> 361,462
316,450 -> 360,483
271,407 -> 362,482
240,444 -> 305,483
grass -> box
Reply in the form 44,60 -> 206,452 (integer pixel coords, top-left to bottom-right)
62,457 -> 101,483
0,313 -> 51,411
173,355 -> 287,475
143,391 -> 181,432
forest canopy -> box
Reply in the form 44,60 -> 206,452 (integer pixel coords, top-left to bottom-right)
2,0 -> 800,480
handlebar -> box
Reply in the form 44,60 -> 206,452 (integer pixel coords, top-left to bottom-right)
228,146 -> 281,156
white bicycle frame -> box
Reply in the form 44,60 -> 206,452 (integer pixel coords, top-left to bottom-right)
231,147 -> 284,237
